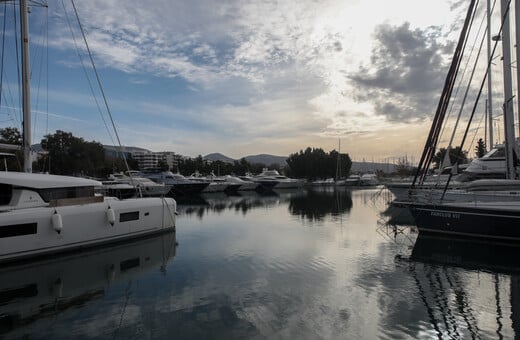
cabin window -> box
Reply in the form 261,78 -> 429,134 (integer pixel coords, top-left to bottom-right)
119,211 -> 139,222
120,257 -> 140,271
37,186 -> 95,202
0,283 -> 38,304
0,184 -> 12,205
0,223 -> 37,238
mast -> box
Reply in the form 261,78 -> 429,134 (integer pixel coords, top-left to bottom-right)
500,0 -> 516,179
20,0 -> 32,173
517,0 -> 520,139
487,0 -> 494,149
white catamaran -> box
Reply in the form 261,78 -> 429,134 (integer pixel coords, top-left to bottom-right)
0,0 -> 177,263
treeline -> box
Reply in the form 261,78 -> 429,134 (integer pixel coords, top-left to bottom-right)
1,128 -> 357,180
0,128 -> 134,177
286,147 -> 352,180
175,156 -> 280,177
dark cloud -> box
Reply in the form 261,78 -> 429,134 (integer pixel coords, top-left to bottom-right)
349,22 -> 454,122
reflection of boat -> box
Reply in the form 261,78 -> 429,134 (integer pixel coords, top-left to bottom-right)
0,231 -> 177,337
0,0 -> 177,263
410,234 -> 520,273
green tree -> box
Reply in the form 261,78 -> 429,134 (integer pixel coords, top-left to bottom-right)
40,130 -> 106,176
475,138 -> 486,158
286,147 -> 352,180
157,159 -> 170,171
0,127 -> 22,171
432,146 -> 468,169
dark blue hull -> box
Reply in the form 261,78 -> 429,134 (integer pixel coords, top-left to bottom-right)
409,203 -> 520,241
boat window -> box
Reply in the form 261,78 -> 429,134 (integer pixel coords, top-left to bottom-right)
0,184 -> 12,205
482,148 -> 505,159
0,223 -> 37,238
119,211 -> 139,222
37,186 -> 95,202
120,257 -> 140,271
0,283 -> 38,304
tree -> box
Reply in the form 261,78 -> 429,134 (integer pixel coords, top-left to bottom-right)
0,127 -> 22,145
432,146 -> 468,169
157,159 -> 170,171
0,127 -> 23,171
40,130 -> 106,176
475,138 -> 486,158
286,147 -> 352,180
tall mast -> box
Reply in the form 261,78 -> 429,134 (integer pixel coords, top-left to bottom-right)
487,0 -> 494,149
516,0 -> 520,139
20,0 -> 32,173
500,0 -> 516,179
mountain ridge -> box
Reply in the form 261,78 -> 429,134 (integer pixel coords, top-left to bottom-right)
204,153 -> 288,166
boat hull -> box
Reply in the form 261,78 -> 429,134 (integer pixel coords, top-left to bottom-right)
409,202 -> 520,241
0,197 -> 176,263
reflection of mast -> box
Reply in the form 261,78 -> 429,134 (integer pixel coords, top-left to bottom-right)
511,276 -> 520,336
336,139 -> 341,181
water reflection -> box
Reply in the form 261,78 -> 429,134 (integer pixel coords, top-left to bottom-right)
389,235 -> 520,339
176,187 -> 353,220
288,187 -> 353,221
0,232 -> 177,338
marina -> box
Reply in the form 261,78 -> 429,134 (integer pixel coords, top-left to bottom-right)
3,0 -> 520,338
1,187 -> 520,338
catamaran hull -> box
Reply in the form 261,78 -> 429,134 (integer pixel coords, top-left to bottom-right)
409,203 -> 520,241
0,197 -> 176,263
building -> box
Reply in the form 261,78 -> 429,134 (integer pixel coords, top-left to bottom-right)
103,146 -> 183,170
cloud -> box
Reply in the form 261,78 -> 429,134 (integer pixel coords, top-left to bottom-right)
348,22 -> 453,122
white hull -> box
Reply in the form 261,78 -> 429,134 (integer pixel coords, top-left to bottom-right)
0,197 -> 176,263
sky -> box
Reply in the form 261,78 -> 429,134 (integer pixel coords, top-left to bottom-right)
0,0 -> 500,162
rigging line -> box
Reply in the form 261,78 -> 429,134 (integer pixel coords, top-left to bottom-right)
440,1 -> 489,174
439,0 -> 495,156
0,5 -> 19,125
45,2 -> 48,136
423,0 -> 481,180
70,0 -> 134,179
60,0 -> 116,148
13,0 -> 22,130
442,0 -> 510,199
32,4 -> 48,143
412,0 -> 478,187
0,0 -> 6,112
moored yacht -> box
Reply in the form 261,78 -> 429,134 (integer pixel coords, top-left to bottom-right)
140,171 -> 209,195
0,0 -> 177,264
109,171 -> 171,197
254,168 -> 304,189
0,172 -> 177,263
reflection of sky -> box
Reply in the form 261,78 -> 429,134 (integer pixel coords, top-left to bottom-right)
4,189 -> 520,338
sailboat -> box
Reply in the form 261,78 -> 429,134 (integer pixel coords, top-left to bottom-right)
408,0 -> 520,241
0,0 -> 177,263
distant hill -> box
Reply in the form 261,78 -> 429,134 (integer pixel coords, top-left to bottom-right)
244,154 -> 287,166
203,153 -> 236,164
203,153 -> 288,166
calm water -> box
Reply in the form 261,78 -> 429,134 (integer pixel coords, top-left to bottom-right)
2,187 -> 520,339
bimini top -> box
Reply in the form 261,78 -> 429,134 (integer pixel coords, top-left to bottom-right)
0,171 -> 102,189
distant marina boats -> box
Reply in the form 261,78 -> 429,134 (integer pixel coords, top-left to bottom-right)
140,171 -> 209,195
253,168 -> 304,189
